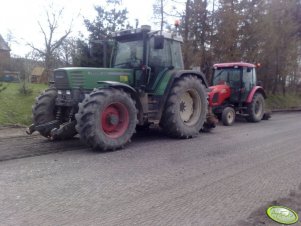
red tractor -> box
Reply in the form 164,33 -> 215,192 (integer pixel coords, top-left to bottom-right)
208,62 -> 270,126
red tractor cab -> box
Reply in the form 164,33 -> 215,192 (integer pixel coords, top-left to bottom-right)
208,62 -> 270,126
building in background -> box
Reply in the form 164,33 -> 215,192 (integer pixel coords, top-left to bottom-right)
30,67 -> 48,83
0,34 -> 11,76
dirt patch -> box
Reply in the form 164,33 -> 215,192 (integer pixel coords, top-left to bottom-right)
0,125 -> 31,139
236,184 -> 301,225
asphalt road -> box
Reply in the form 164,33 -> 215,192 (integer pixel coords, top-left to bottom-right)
0,112 -> 301,226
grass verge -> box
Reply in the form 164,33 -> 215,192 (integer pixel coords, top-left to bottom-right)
0,82 -> 48,126
0,83 -> 300,126
266,93 -> 301,110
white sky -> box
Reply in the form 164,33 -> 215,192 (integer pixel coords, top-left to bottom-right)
0,0 -> 157,57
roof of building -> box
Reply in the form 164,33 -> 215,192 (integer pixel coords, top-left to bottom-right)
0,34 -> 10,51
31,67 -> 45,76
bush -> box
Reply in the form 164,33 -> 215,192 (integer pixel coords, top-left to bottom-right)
266,93 -> 301,110
0,82 -> 8,93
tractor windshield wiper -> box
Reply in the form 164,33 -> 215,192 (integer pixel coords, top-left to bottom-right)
113,62 -> 131,68
213,69 -> 226,84
214,70 -> 224,79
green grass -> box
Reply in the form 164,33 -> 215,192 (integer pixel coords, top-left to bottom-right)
266,93 -> 301,110
0,82 -> 48,126
0,82 -> 300,126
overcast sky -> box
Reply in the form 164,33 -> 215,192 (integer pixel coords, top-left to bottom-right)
0,0 -> 157,56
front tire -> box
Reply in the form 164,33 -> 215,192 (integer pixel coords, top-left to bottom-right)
32,88 -> 57,138
222,107 -> 235,126
246,93 -> 265,122
75,89 -> 137,151
160,75 -> 207,138
32,88 -> 77,140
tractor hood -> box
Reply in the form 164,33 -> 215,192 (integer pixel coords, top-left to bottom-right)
208,84 -> 231,107
53,67 -> 133,90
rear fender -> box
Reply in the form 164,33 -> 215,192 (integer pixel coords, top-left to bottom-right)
172,70 -> 209,88
246,86 -> 266,103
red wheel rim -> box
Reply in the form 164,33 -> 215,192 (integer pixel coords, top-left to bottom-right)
101,103 -> 129,138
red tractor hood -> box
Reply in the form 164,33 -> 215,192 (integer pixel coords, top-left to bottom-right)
208,84 -> 231,107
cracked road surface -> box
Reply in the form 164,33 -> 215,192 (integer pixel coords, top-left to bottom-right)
0,112 -> 300,226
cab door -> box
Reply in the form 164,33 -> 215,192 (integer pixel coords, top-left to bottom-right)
228,68 -> 242,103
146,38 -> 172,91
241,67 -> 256,102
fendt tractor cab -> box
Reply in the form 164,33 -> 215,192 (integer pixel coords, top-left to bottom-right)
208,62 -> 270,126
27,25 -> 216,150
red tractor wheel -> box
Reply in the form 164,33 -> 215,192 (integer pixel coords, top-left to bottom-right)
222,107 -> 235,126
75,88 -> 137,151
101,103 -> 129,139
246,93 -> 265,122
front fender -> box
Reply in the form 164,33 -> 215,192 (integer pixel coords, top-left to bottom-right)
97,81 -> 136,93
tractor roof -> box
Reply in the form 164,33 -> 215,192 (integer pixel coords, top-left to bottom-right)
213,62 -> 256,68
112,25 -> 183,43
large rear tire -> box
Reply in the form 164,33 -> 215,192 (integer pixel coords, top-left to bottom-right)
32,88 -> 57,138
75,89 -> 137,151
160,75 -> 207,138
246,93 -> 265,122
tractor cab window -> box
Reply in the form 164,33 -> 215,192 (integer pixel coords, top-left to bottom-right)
113,40 -> 143,68
148,37 -> 172,70
146,37 -> 173,89
170,41 -> 184,69
242,67 -> 255,92
213,68 -> 241,88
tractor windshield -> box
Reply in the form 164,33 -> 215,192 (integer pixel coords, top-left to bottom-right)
212,68 -> 241,87
113,40 -> 143,68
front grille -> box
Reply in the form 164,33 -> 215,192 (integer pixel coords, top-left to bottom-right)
54,70 -> 69,89
70,71 -> 84,88
212,92 -> 219,103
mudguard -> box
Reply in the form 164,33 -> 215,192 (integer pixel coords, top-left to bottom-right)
172,70 -> 209,88
246,86 -> 266,103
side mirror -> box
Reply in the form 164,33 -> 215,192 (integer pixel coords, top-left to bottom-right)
154,35 -> 164,49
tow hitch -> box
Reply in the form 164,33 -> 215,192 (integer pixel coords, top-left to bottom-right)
26,120 -> 60,135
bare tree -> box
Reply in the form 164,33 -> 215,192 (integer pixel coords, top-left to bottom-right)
55,37 -> 77,67
153,0 -> 186,30
28,4 -> 72,82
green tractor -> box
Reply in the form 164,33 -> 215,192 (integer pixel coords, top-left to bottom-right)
27,25 -> 216,150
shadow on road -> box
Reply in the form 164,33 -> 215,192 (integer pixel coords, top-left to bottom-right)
0,127 -> 175,161
0,117 -> 270,162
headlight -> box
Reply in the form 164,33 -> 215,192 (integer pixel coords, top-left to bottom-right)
58,90 -> 62,95
66,90 -> 71,95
